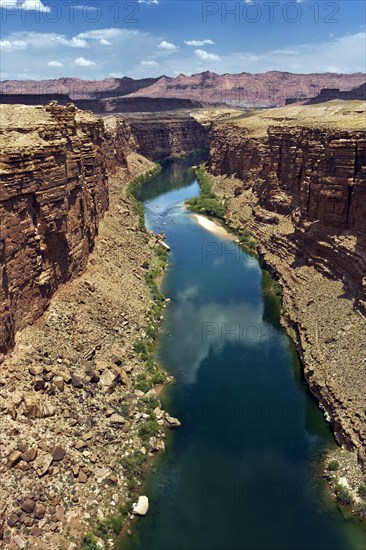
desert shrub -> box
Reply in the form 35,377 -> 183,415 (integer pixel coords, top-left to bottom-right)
135,373 -> 152,393
138,417 -> 159,442
328,460 -> 340,471
81,533 -> 99,550
334,483 -> 354,506
239,230 -> 257,251
358,484 -> 366,500
126,165 -> 162,229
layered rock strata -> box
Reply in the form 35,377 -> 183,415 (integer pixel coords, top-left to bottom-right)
0,103 -> 108,356
124,113 -> 210,161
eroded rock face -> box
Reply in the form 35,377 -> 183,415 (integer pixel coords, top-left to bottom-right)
125,113 -> 210,161
0,104 -> 209,357
0,103 -> 108,355
209,118 -> 366,307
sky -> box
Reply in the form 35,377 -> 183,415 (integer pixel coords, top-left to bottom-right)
0,0 -> 365,80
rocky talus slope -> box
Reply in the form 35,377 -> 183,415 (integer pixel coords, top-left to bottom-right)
203,101 -> 366,463
0,105 -> 191,548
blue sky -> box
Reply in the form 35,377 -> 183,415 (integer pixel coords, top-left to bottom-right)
0,0 -> 365,80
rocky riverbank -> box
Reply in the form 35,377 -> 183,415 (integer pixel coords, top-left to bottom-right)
0,155 -> 182,548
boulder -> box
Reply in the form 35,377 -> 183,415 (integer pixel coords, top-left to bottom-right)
7,514 -> 18,527
7,450 -> 22,468
20,498 -> 35,514
100,368 -> 116,387
42,401 -> 56,417
33,377 -> 45,391
109,413 -> 126,426
29,366 -> 43,376
52,446 -> 66,461
165,414 -> 181,428
33,453 -> 53,477
75,439 -> 87,451
34,503 -> 46,520
150,437 -> 166,453
78,470 -> 88,483
13,535 -> 26,549
22,447 -> 38,463
59,371 -> 72,384
71,375 -> 83,389
132,496 -> 149,516
23,394 -> 42,419
53,376 -> 65,392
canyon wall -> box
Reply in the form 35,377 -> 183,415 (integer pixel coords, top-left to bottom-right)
125,113 -> 210,161
0,105 -> 209,358
0,103 -> 108,356
209,117 -> 366,308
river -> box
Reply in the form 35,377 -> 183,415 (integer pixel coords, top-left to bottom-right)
118,157 -> 366,550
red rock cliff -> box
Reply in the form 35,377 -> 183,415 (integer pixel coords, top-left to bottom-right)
209,105 -> 366,308
125,113 -> 209,161
0,103 -> 108,356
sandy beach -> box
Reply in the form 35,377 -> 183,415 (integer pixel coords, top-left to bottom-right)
190,213 -> 237,240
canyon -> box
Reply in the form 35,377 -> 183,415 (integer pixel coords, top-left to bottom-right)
0,98 -> 365,547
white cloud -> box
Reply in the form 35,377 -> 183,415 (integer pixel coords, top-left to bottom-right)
0,0 -> 50,11
0,39 -> 27,51
185,39 -> 215,47
140,60 -> 159,68
78,29 -> 127,40
73,57 -> 96,67
166,298 -> 264,384
55,36 -> 88,48
2,32 -> 89,49
157,40 -> 177,51
137,0 -> 159,3
229,32 -> 366,74
48,61 -> 63,67
194,49 -> 222,62
271,49 -> 299,55
73,4 -> 99,9
21,0 -> 50,10
100,39 -> 112,46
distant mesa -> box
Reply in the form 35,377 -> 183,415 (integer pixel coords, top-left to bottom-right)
0,93 -> 72,106
0,71 -> 365,112
286,83 -> 366,105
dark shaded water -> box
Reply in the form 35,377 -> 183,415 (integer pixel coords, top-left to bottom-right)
119,158 -> 366,550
